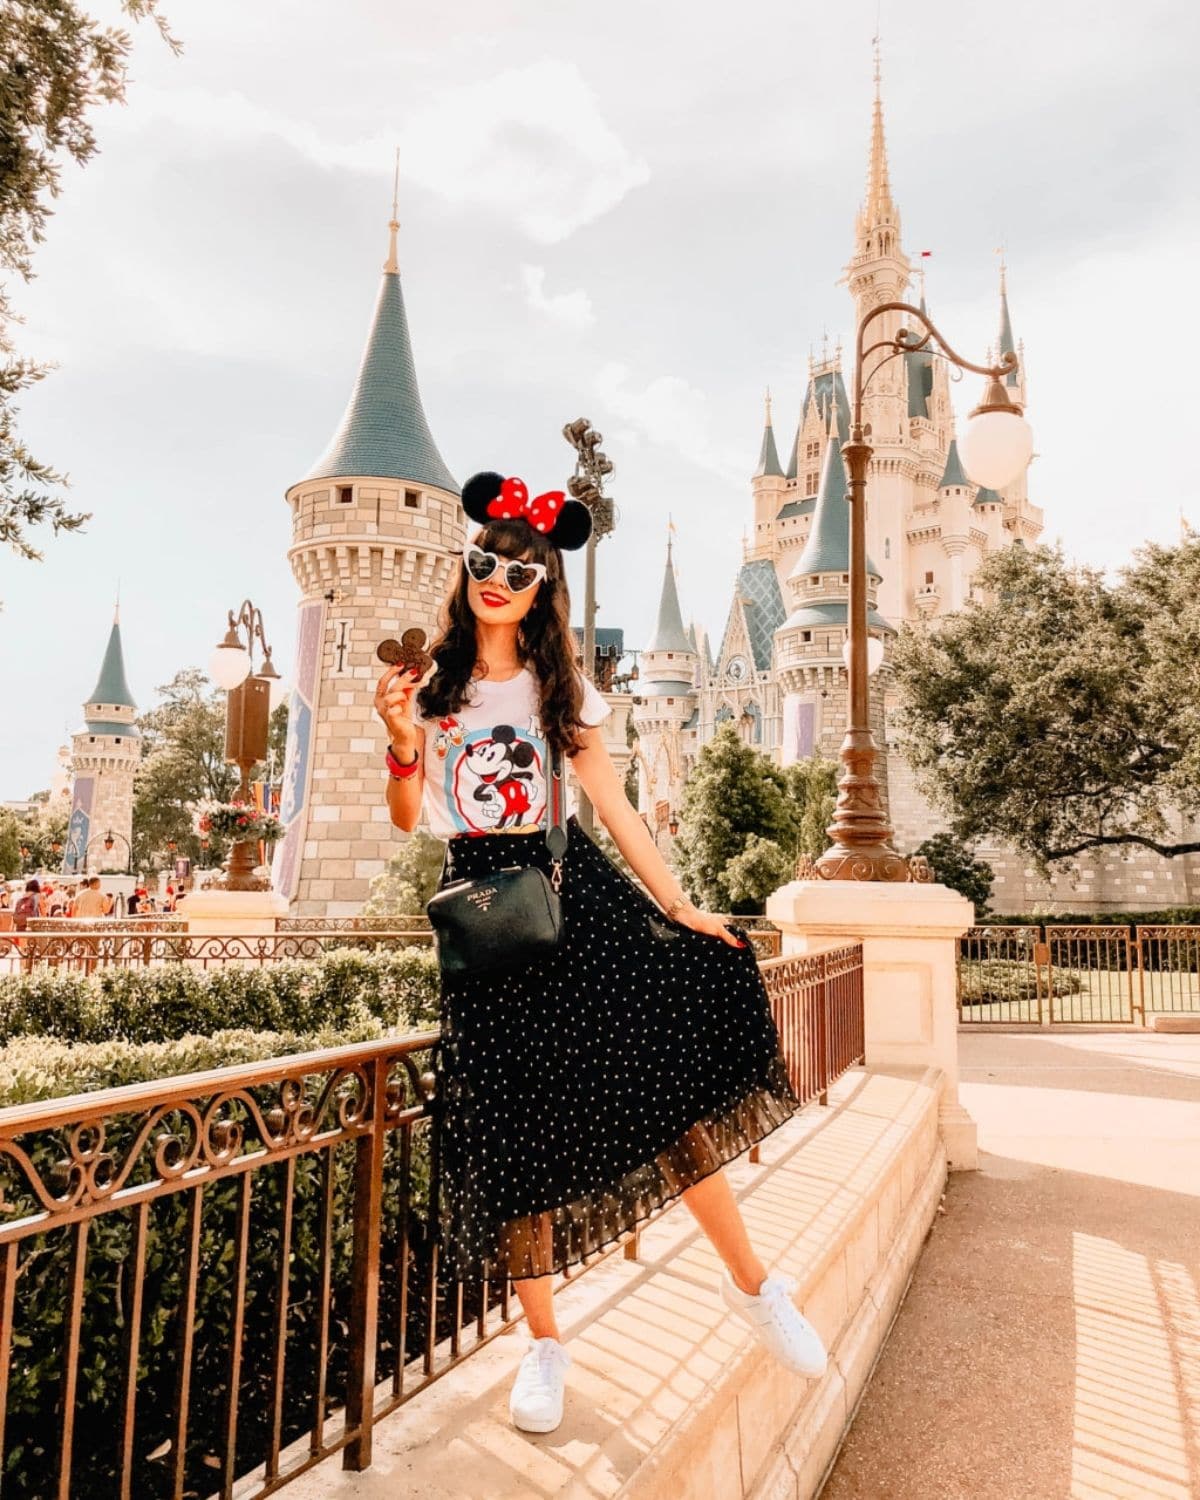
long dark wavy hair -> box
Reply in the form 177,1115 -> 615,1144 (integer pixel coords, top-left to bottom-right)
417,519 -> 586,755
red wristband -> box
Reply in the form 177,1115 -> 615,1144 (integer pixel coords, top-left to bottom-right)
386,745 -> 419,779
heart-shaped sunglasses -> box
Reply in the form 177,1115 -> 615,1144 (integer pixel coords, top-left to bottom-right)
463,543 -> 548,594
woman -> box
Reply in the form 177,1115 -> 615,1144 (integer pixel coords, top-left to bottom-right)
374,471 -> 826,1435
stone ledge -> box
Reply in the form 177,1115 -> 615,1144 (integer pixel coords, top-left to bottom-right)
281,1066 -> 945,1500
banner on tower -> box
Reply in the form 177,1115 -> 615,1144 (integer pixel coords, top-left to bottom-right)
64,777 -> 95,874
272,599 -> 326,903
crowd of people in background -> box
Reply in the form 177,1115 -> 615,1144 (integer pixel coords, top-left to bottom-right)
0,878 -> 188,929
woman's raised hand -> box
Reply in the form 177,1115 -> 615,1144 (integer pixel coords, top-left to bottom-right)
373,663 -> 421,754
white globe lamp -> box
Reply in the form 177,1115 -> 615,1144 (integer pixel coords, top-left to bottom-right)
843,635 -> 885,677
209,631 -> 252,690
959,378 -> 1034,491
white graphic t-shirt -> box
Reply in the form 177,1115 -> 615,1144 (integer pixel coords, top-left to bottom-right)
418,668 -> 611,838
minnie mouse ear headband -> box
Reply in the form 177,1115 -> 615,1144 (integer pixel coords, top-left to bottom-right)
461,471 -> 592,551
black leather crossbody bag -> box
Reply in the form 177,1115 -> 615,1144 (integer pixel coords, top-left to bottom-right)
426,745 -> 568,978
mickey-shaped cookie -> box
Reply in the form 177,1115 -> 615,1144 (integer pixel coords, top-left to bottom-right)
377,627 -> 436,688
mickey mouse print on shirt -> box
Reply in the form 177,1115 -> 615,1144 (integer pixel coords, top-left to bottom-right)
458,724 -> 543,832
416,667 -> 612,840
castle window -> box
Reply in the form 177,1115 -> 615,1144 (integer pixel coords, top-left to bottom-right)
337,485 -> 353,505
805,471 -> 818,496
404,489 -> 421,509
925,570 -> 934,585
805,440 -> 820,460
801,630 -> 812,643
885,537 -> 891,559
810,574 -> 820,585
842,573 -> 849,584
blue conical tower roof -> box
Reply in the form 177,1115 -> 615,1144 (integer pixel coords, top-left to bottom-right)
939,438 -> 970,489
86,616 -> 135,709
998,264 -> 1018,389
754,392 -> 784,478
792,432 -> 880,579
299,227 -> 458,493
647,540 -> 692,653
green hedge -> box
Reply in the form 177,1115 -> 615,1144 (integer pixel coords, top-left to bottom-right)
0,947 -> 440,1049
986,908 -> 1200,928
959,958 -> 1084,1007
0,1014 -> 444,1498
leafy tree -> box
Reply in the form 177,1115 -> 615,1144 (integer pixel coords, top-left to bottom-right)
892,540 -> 1200,872
0,803 -> 69,876
364,832 -> 446,916
725,835 -> 793,909
0,809 -> 24,878
783,756 -> 839,857
912,832 -> 994,913
0,1 -> 177,564
131,668 -> 286,873
675,723 -> 796,912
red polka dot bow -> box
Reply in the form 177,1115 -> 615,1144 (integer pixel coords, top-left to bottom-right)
486,476 -> 566,535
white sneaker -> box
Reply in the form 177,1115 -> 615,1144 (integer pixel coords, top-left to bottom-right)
509,1334 -> 573,1432
719,1267 -> 828,1378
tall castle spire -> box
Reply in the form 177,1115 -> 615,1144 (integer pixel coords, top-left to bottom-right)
647,533 -> 692,653
754,388 -> 784,478
857,36 -> 900,251
997,255 -> 1019,388
297,176 -> 458,495
85,611 -> 136,718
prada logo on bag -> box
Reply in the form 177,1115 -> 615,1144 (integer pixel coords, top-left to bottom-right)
466,885 -> 498,913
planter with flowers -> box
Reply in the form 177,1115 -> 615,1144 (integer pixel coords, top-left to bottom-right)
193,800 -> 283,892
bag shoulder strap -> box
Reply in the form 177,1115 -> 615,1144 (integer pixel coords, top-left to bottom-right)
544,742 -> 568,866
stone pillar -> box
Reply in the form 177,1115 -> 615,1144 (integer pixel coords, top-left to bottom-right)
766,878 -> 978,1168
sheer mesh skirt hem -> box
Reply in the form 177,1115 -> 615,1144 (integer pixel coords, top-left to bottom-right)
435,1057 -> 799,1285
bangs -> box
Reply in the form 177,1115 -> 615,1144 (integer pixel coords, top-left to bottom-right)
472,518 -> 561,568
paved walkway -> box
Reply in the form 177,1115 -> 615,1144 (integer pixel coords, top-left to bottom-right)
823,1031 -> 1200,1500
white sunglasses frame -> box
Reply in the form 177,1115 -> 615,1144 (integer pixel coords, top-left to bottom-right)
463,544 -> 548,594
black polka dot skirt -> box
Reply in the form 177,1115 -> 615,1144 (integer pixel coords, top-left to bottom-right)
426,817 -> 803,1284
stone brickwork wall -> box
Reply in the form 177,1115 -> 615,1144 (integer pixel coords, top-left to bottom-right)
69,728 -> 138,873
285,479 -> 464,916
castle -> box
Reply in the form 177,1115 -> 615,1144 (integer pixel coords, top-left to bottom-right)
632,58 -> 1041,846
64,608 -> 139,875
266,56 -> 1197,917
631,57 -> 1200,912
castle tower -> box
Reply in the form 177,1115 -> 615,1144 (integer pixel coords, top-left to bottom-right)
632,538 -> 698,845
842,43 -> 913,623
775,431 -> 893,770
273,209 -> 463,915
66,607 -> 139,874
748,391 -> 786,561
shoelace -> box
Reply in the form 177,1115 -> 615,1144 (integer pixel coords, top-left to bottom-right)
524,1340 -> 569,1382
759,1271 -> 799,1304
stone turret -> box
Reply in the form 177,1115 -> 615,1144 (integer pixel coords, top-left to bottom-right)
273,208 -> 463,914
775,434 -> 892,766
749,391 -> 786,561
66,607 -> 139,874
632,538 -> 698,846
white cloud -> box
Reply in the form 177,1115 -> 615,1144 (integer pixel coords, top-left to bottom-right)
399,59 -> 651,242
521,265 -> 595,329
117,57 -> 650,247
593,362 -> 745,482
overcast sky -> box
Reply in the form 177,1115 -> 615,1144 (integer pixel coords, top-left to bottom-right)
2,0 -> 1197,797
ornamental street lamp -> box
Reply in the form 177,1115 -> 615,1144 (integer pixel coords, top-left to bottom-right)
816,301 -> 1033,882
88,829 -> 132,874
562,418 -> 617,835
207,599 -> 285,892
668,810 -> 680,838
